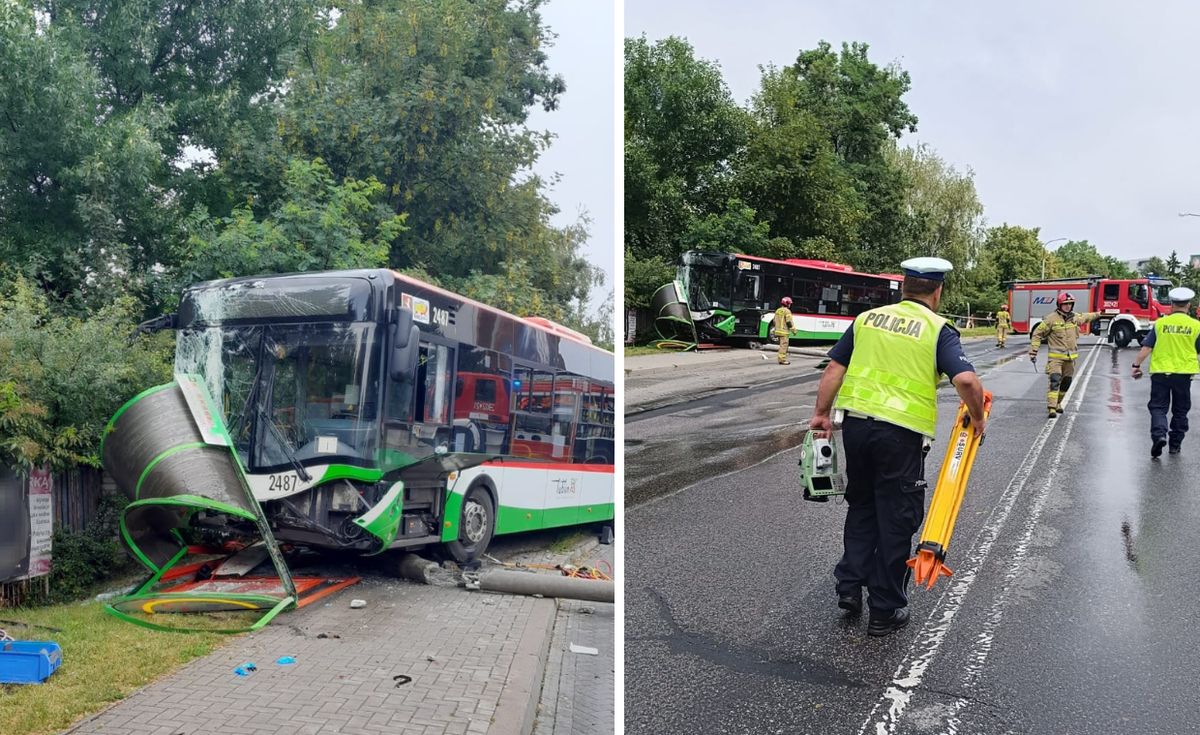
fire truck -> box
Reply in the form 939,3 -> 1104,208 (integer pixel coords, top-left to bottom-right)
1007,275 -> 1175,348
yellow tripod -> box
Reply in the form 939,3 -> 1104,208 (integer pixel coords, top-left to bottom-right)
907,391 -> 993,589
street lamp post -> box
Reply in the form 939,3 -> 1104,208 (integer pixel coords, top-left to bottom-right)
1041,237 -> 1069,279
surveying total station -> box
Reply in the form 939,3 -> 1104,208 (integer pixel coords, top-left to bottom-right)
798,430 -> 845,502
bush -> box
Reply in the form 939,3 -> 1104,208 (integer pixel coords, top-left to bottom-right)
47,489 -> 131,602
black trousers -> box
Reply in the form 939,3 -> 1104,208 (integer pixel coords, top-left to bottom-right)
1149,374 -> 1193,447
835,416 -> 928,613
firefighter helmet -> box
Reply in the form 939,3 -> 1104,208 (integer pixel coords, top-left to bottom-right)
1056,293 -> 1075,308
781,297 -> 793,307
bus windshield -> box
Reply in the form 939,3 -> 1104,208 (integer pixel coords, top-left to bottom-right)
176,323 -> 381,470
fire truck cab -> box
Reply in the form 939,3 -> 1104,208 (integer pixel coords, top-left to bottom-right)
1007,276 -> 1174,348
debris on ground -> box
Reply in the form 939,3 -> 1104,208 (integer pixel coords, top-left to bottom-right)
349,599 -> 367,609
276,656 -> 296,665
568,644 -> 599,656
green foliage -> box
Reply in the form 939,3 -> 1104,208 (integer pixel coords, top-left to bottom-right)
624,36 -> 749,265
624,251 -> 677,310
681,199 -> 771,255
985,225 -> 1053,284
48,488 -> 129,603
178,158 -> 404,284
1166,251 -> 1184,282
1138,257 -> 1168,278
1054,240 -> 1107,277
0,276 -> 172,470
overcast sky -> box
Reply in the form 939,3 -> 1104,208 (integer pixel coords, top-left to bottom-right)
528,0 -> 615,311
627,0 -> 1200,263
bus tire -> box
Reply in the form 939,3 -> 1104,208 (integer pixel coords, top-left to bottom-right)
444,483 -> 495,563
1112,322 -> 1133,349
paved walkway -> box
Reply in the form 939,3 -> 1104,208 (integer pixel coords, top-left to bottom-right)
533,538 -> 615,735
64,577 -> 556,735
533,600 -> 614,735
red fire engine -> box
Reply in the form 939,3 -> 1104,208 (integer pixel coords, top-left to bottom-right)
1007,275 -> 1175,348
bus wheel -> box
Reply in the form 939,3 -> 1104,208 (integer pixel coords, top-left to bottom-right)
1112,322 -> 1133,349
445,485 -> 495,563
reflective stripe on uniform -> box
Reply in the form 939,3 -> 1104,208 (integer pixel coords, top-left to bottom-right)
834,300 -> 944,437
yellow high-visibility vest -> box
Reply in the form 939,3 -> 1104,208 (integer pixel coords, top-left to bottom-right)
835,300 -> 945,437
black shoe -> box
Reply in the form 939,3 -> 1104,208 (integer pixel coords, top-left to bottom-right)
1055,406 -> 1064,414
867,608 -> 910,637
1152,439 -> 1166,459
1047,411 -> 1058,419
837,592 -> 862,616
1170,445 -> 1182,455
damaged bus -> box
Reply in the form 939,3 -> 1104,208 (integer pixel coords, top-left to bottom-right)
101,269 -> 614,629
652,251 -> 902,347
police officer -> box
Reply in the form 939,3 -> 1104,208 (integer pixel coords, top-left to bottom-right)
1029,293 -> 1100,419
774,297 -> 795,365
995,305 -> 1011,348
808,257 -> 987,637
1132,287 -> 1200,458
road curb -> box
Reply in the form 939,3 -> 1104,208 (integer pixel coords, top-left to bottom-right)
488,596 -> 557,735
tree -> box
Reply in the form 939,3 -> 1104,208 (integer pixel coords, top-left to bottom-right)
680,199 -> 771,255
178,158 -> 405,284
624,36 -> 749,264
0,0 -> 316,310
1166,251 -> 1184,282
1054,240 -> 1108,277
256,0 -> 600,321
1138,257 -> 1168,278
0,275 -> 172,471
886,144 -> 984,308
738,42 -> 917,273
985,225 -> 1051,284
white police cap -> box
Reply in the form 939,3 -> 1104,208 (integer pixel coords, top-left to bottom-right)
1169,286 -> 1195,303
900,257 -> 954,282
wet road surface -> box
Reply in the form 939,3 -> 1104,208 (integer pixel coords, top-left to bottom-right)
625,339 -> 1196,734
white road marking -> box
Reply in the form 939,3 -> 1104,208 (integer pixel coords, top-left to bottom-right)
940,344 -> 1103,734
857,345 -> 1102,735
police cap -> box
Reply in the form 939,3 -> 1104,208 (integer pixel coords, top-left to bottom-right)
1169,286 -> 1195,303
900,257 -> 954,282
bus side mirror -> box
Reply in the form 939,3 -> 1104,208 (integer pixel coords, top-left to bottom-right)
391,326 -> 420,383
394,308 -> 414,348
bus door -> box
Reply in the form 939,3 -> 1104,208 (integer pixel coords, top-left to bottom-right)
735,271 -> 762,308
413,338 -> 455,452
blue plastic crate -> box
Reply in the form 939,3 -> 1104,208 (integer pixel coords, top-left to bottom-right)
0,640 -> 62,684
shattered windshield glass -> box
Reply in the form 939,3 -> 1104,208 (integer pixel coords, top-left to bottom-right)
177,323 -> 380,470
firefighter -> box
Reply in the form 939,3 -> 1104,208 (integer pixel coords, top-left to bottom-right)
808,257 -> 987,637
1029,293 -> 1100,419
773,297 -> 795,365
1132,287 -> 1200,458
995,305 -> 1011,347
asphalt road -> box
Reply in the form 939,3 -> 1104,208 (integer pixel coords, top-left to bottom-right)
625,338 -> 1195,735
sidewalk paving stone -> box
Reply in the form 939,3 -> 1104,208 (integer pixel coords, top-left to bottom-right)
61,577 -> 556,735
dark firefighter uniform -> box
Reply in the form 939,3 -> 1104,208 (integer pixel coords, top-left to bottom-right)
1029,303 -> 1100,417
995,307 -> 1011,347
826,259 -> 976,622
1133,287 -> 1200,457
773,303 -> 794,364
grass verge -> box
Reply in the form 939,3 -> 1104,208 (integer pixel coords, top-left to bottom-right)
548,530 -> 591,555
624,345 -> 666,357
0,602 -> 226,735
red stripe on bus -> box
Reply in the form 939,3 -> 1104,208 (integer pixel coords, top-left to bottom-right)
481,460 -> 614,473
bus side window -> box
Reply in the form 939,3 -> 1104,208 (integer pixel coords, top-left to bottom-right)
414,342 -> 451,427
